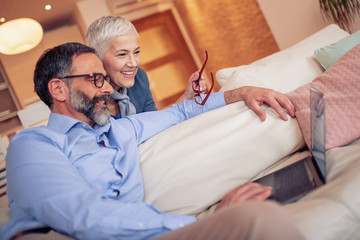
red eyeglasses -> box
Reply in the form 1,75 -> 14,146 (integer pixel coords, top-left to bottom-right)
192,50 -> 214,105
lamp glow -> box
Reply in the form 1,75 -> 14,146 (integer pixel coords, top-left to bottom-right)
0,18 -> 43,55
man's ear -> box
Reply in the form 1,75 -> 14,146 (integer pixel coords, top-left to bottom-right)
48,78 -> 68,102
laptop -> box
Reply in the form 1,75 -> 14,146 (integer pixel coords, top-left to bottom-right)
254,87 -> 326,204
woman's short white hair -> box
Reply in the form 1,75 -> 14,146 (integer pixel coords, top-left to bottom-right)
86,15 -> 139,59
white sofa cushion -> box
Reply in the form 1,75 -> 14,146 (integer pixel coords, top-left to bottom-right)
216,24 -> 349,93
140,102 -> 305,215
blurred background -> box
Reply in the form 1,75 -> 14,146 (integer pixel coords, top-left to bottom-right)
0,0 -> 359,143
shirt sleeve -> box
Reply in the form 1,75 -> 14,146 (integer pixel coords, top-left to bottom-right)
126,91 -> 226,144
5,129 -> 196,240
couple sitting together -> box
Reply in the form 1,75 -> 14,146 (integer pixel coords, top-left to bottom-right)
0,16 -> 304,240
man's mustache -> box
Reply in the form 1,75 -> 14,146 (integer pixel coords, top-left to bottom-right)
92,94 -> 111,103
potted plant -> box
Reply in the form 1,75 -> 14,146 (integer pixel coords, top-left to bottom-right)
319,0 -> 360,32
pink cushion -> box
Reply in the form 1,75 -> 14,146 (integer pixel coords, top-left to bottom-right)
286,44 -> 360,150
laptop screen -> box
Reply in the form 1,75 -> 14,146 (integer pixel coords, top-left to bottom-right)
310,87 -> 326,183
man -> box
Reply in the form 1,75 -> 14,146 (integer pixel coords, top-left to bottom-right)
0,43 -> 303,240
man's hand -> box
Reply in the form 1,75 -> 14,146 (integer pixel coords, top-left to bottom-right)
215,182 -> 272,212
176,71 -> 207,104
224,86 -> 295,121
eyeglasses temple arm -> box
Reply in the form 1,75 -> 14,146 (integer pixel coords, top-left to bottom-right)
192,50 -> 208,93
198,72 -> 215,106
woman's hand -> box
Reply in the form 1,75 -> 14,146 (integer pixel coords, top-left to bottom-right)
176,71 -> 207,104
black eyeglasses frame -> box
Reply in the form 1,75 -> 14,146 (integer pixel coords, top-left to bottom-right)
58,73 -> 111,88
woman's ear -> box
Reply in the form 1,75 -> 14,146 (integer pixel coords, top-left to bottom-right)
48,78 -> 68,102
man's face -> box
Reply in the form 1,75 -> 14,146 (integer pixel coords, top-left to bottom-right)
102,32 -> 141,89
68,53 -> 114,126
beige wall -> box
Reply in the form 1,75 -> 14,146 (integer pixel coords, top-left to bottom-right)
258,0 -> 360,50
77,0 -> 360,52
173,0 -> 279,91
0,25 -> 85,109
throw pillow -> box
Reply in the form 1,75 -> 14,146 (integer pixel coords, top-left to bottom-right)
314,30 -> 360,70
286,44 -> 360,150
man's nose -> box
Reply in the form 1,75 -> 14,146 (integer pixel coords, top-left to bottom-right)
101,79 -> 114,94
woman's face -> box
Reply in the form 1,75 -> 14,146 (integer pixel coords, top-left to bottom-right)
102,32 -> 140,89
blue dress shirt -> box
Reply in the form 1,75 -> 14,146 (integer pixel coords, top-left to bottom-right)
1,92 -> 225,240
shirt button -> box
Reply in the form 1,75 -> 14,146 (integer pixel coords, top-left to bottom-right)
179,223 -> 184,227
138,223 -> 143,229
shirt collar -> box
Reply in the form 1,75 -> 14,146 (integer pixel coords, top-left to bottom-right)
47,113 -> 112,135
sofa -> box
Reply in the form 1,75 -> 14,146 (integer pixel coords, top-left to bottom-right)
1,24 -> 360,240
138,24 -> 360,240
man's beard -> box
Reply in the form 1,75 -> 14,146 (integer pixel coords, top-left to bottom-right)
70,88 -> 111,126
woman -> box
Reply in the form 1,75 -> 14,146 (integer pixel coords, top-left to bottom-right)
86,15 -> 207,118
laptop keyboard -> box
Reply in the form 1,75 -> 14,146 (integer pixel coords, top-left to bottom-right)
274,160 -> 315,202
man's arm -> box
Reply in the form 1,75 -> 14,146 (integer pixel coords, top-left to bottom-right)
127,86 -> 294,144
224,87 -> 295,121
125,91 -> 226,145
177,73 -> 295,122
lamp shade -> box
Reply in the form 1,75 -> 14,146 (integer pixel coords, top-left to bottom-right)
0,18 -> 43,55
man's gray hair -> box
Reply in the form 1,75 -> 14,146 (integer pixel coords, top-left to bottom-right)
86,15 -> 139,59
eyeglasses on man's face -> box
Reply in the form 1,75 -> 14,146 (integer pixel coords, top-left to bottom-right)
192,50 -> 214,105
58,73 -> 111,88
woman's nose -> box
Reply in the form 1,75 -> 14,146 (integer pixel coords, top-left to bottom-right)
127,54 -> 138,67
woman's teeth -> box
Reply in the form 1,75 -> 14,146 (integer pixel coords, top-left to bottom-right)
121,71 -> 134,75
